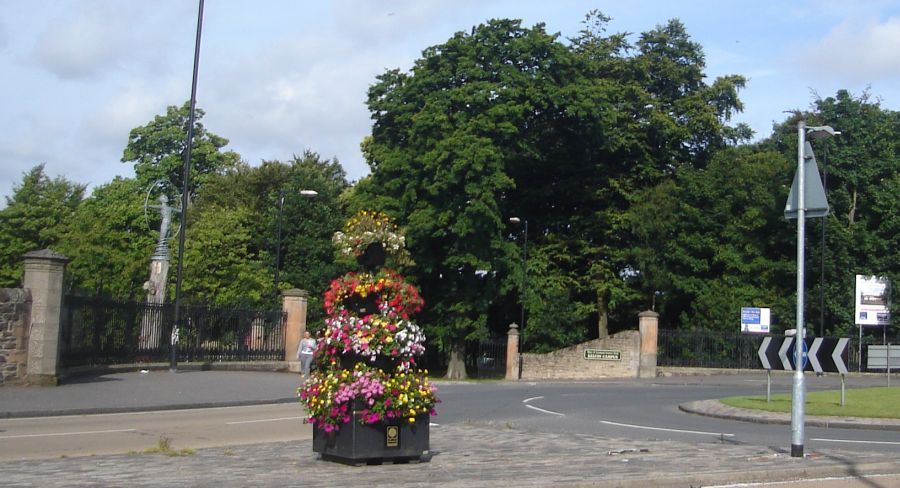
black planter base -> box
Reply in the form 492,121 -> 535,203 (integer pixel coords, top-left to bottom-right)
312,414 -> 430,466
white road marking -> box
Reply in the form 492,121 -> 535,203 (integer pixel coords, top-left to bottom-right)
600,420 -> 734,437
0,428 -> 137,439
525,404 -> 565,417
522,396 -> 544,403
226,416 -> 305,425
812,437 -> 900,446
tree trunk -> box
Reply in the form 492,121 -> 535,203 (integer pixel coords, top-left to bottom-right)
444,342 -> 468,381
597,292 -> 609,340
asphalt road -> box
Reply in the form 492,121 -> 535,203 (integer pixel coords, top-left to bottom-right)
434,374 -> 900,454
0,404 -> 311,460
1,373 -> 896,462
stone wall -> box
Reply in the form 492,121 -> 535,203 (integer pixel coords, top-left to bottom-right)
0,288 -> 31,386
520,331 -> 641,380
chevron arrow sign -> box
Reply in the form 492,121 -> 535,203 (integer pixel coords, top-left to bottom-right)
757,336 -> 849,374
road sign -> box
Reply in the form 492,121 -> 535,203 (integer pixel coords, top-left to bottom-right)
784,142 -> 829,219
757,336 -> 849,373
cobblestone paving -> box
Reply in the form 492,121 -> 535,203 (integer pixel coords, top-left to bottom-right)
4,423 -> 899,487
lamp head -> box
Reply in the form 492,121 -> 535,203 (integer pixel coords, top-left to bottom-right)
806,125 -> 840,140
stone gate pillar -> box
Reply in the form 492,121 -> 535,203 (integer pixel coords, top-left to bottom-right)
506,323 -> 520,380
283,289 -> 309,372
638,310 -> 659,378
23,249 -> 68,386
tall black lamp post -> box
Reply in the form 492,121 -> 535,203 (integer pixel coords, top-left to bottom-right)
171,0 -> 205,372
274,189 -> 317,302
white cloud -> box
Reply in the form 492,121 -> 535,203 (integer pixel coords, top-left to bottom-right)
30,1 -> 191,80
797,16 -> 900,83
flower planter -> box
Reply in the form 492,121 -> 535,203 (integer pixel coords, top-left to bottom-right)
312,414 -> 430,465
339,354 -> 399,371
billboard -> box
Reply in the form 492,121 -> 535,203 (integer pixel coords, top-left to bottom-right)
741,307 -> 771,334
855,275 -> 891,327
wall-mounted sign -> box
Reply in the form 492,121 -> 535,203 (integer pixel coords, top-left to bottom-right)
741,307 -> 771,334
584,349 -> 621,361
855,275 -> 891,327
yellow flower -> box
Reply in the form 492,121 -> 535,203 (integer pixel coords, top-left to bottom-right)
408,417 -> 416,423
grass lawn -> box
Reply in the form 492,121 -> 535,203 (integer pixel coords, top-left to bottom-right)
721,387 -> 900,419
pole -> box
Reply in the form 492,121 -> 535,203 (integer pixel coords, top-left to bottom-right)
841,374 -> 845,406
859,325 -> 863,373
790,120 -> 807,458
273,191 -> 285,302
171,0 -> 205,372
520,219 -> 528,346
820,146 -> 827,338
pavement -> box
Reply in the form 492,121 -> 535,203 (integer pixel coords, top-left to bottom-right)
2,370 -> 900,487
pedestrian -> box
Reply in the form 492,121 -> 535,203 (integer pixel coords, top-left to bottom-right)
297,330 -> 317,377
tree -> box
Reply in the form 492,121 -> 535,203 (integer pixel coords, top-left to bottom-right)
788,91 -> 900,335
178,204 -> 272,306
357,13 -> 751,371
58,177 -> 155,298
193,151 -> 349,315
0,165 -> 84,286
627,147 -> 796,332
122,102 -> 239,197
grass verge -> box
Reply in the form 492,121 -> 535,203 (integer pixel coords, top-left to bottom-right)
721,387 -> 900,419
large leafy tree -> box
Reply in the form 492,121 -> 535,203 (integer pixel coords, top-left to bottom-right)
0,165 -> 85,286
122,102 -> 239,197
178,204 -> 272,307
57,177 -> 155,298
192,151 -> 349,314
773,91 -> 900,336
355,13 -> 750,372
627,147 -> 795,332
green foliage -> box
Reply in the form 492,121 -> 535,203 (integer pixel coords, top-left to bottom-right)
0,165 -> 84,286
356,13 -> 749,353
627,147 -> 796,332
121,102 -> 239,196
178,204 -> 272,306
759,90 -> 900,335
192,151 -> 349,316
57,177 -> 155,298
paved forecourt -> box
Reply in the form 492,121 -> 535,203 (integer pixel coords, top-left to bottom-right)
3,421 -> 900,487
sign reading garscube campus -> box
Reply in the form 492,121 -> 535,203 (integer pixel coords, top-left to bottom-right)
583,349 -> 621,361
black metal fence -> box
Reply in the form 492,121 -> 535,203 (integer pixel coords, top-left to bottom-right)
60,295 -> 285,368
466,338 -> 507,378
657,329 -> 769,369
658,328 -> 899,372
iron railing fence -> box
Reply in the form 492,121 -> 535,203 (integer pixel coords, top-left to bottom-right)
657,329 -> 771,369
658,328 -> 899,372
465,338 -> 508,378
60,295 -> 285,368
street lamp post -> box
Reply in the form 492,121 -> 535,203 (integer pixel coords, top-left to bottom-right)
508,217 -> 528,354
789,121 -> 839,458
170,0 -> 205,373
274,189 -> 317,302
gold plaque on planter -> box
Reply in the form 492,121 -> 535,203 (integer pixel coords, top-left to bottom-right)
386,425 -> 400,447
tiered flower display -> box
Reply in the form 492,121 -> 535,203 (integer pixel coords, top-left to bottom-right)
300,211 -> 438,434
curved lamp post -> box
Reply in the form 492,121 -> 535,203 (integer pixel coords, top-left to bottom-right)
274,189 -> 318,302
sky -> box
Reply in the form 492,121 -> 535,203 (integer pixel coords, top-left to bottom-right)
4,0 -> 900,205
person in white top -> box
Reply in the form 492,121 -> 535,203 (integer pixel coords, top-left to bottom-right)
297,330 -> 317,377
